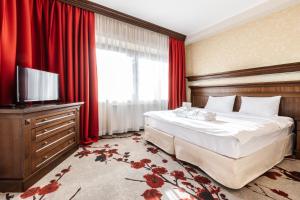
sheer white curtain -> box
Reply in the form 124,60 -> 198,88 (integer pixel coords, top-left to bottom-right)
95,14 -> 169,136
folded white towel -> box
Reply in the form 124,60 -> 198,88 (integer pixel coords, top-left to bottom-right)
173,108 -> 216,121
173,107 -> 187,117
203,112 -> 216,121
174,107 -> 198,117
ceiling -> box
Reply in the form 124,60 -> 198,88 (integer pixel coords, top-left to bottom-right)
89,0 -> 299,43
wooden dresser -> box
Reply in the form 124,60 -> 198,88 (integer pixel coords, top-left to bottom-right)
0,103 -> 83,192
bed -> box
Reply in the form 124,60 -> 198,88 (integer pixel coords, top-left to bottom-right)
144,81 -> 300,189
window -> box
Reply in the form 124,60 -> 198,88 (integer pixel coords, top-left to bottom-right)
97,49 -> 134,102
95,14 -> 169,135
138,58 -> 168,101
97,49 -> 168,103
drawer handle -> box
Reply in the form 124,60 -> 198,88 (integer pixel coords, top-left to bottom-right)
25,119 -> 31,125
43,155 -> 48,160
43,141 -> 48,146
42,118 -> 48,122
43,129 -> 48,133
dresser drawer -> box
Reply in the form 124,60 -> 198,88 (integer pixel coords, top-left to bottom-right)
34,120 -> 76,142
34,129 -> 76,152
32,134 -> 76,171
33,109 -> 76,128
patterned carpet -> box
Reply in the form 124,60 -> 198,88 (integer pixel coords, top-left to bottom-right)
1,133 -> 299,200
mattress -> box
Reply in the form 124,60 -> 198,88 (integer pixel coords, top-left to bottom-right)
144,109 -> 293,159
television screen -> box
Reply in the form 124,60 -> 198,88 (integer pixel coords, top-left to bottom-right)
17,66 -> 59,102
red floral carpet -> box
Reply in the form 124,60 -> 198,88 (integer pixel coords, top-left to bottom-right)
1,133 -> 299,200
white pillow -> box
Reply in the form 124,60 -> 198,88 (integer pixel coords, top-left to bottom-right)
204,96 -> 236,113
239,96 -> 281,116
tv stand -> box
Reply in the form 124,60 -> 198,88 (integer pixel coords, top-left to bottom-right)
0,102 -> 83,192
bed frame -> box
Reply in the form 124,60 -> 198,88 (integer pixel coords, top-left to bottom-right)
189,80 -> 300,158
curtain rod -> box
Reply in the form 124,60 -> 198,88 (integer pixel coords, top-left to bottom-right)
58,0 -> 186,41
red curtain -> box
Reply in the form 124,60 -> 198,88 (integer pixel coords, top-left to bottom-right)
0,0 -> 99,144
168,37 -> 186,109
0,0 -> 17,105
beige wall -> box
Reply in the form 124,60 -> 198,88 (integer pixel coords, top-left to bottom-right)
186,4 -> 300,82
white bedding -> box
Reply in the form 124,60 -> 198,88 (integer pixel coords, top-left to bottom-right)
144,109 -> 293,158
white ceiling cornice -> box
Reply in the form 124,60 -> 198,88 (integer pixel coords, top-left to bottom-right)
185,0 -> 300,45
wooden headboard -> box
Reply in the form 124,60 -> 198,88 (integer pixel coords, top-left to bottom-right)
190,81 -> 300,120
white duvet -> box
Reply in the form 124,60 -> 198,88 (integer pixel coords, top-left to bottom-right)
144,108 -> 293,144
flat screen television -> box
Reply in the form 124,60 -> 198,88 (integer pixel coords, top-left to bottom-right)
17,66 -> 59,103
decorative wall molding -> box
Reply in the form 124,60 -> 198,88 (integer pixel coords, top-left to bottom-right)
58,0 -> 186,40
186,62 -> 300,81
189,80 -> 300,89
